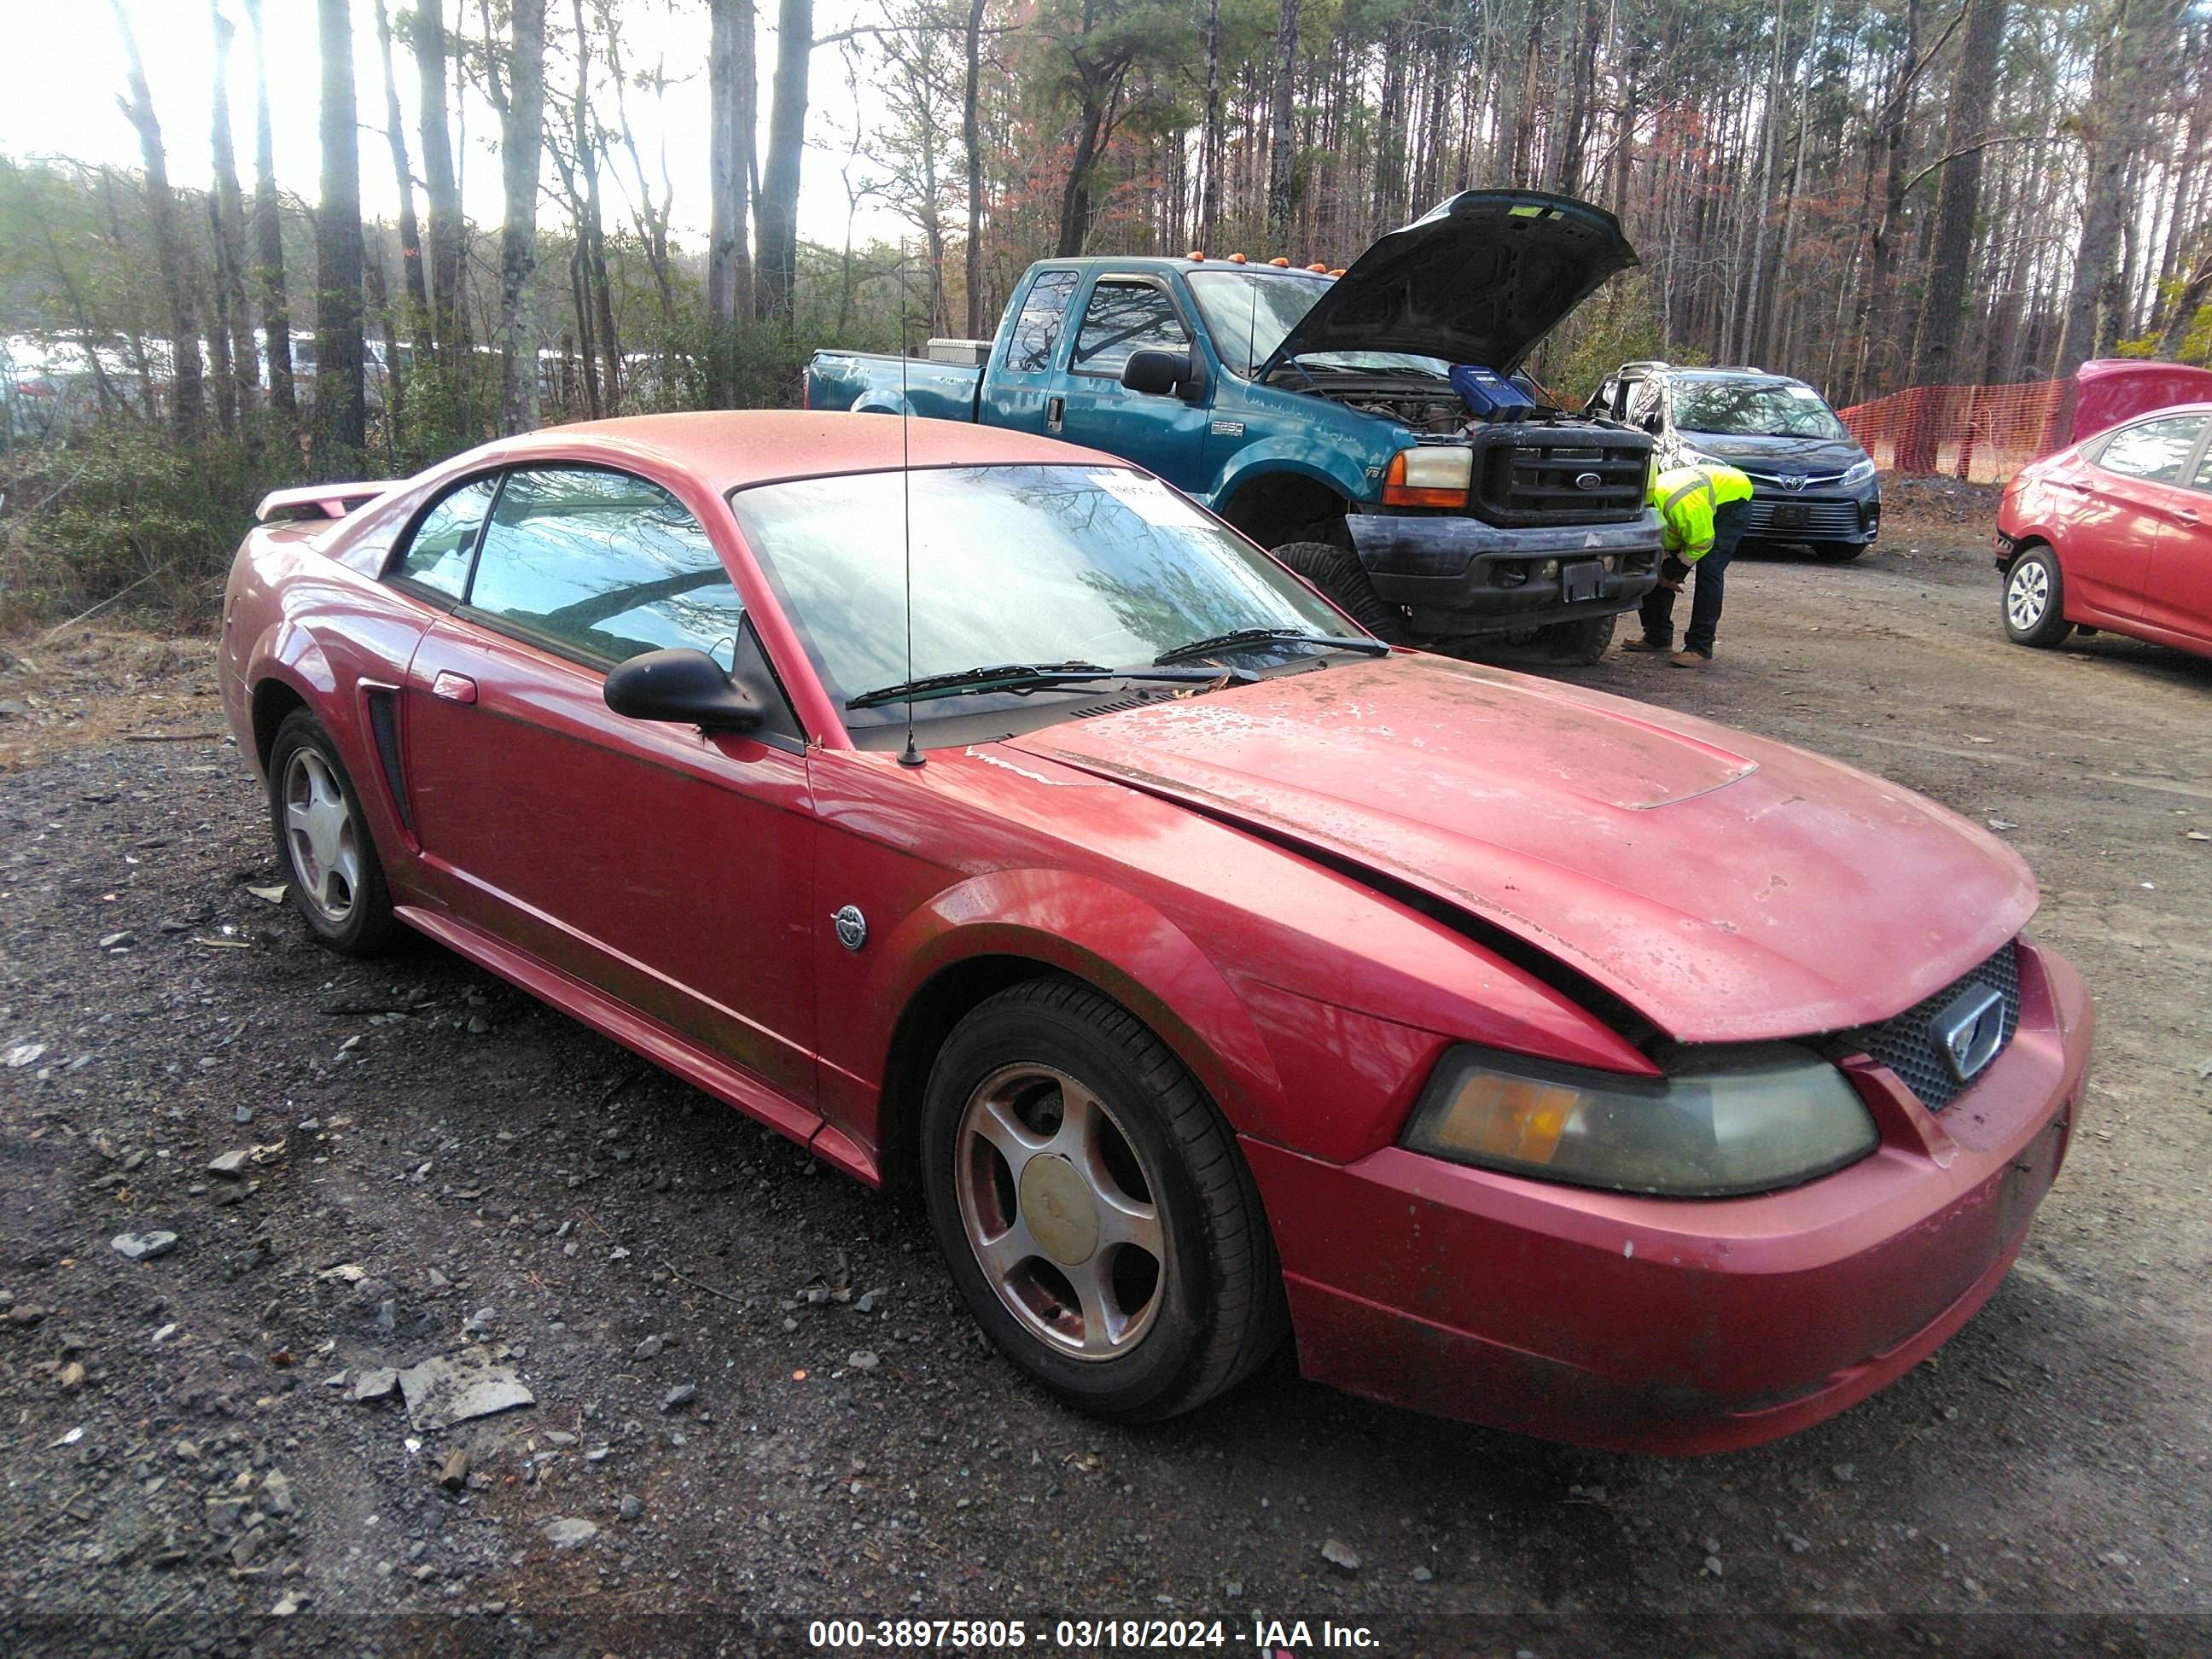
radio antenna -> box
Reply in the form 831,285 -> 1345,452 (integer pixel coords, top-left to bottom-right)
896,241 -> 924,769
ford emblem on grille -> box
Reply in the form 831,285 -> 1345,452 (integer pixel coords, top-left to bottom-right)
1574,471 -> 1603,490
1932,984 -> 2005,1083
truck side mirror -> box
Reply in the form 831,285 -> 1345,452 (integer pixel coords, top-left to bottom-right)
1121,349 -> 1202,399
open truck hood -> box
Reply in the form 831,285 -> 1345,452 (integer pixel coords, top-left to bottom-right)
1011,653 -> 2034,1046
1263,190 -> 1639,376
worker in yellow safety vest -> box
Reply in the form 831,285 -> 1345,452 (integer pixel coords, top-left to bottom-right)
1622,463 -> 1755,667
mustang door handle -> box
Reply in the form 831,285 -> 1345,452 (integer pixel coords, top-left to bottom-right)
430,671 -> 479,705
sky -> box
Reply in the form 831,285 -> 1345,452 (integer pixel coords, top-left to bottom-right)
0,0 -> 905,252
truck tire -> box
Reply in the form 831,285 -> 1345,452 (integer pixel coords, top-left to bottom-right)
1272,542 -> 1407,644
1539,613 -> 1618,665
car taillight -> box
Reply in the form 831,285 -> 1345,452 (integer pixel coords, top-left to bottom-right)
1382,446 -> 1472,508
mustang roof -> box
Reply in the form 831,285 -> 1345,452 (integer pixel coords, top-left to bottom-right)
477,410 -> 1126,495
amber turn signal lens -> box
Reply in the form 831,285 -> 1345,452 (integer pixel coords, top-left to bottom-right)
1429,1074 -> 1577,1163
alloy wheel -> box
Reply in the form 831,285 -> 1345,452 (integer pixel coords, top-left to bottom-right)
952,1062 -> 1168,1360
282,748 -> 361,926
2006,559 -> 2050,632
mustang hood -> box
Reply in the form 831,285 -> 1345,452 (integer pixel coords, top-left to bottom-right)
1011,655 -> 2035,1046
1264,190 -> 1639,375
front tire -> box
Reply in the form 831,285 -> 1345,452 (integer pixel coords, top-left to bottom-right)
1272,541 -> 1407,643
2003,544 -> 2073,647
920,977 -> 1285,1422
266,708 -> 399,956
1538,613 -> 1618,664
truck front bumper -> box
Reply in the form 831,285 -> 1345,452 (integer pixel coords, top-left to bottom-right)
1347,509 -> 1663,637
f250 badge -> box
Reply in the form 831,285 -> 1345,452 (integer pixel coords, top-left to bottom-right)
1209,420 -> 1245,437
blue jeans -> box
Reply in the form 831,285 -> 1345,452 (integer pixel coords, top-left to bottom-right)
1639,501 -> 1748,655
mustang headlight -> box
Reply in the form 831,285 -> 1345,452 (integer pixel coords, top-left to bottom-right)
1842,458 -> 1877,488
1401,1043 -> 1878,1198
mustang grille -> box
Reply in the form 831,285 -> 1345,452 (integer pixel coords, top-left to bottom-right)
1852,942 -> 2021,1112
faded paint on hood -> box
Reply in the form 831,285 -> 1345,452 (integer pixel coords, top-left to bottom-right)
1010,653 -> 2035,1045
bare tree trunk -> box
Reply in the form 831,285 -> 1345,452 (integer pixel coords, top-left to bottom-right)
1197,0 -> 1221,252
372,0 -> 432,366
571,0 -> 620,413
209,6 -> 259,423
2157,250 -> 2212,358
963,0 -> 987,334
757,0 -> 813,319
2057,0 -> 2159,381
313,0 -> 367,460
108,0 -> 205,440
1907,0 -> 2009,389
412,0 -> 466,375
1266,0 -> 1300,242
498,0 -> 547,435
240,0 -> 295,417
707,0 -> 757,403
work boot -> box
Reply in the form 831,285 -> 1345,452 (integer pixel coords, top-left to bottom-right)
1621,637 -> 1672,654
1668,649 -> 1712,668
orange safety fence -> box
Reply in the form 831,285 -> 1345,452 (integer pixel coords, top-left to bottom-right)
1837,380 -> 2068,485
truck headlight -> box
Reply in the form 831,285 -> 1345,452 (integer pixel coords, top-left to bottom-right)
1383,445 -> 1472,507
1401,1043 -> 1878,1198
1842,458 -> 1877,487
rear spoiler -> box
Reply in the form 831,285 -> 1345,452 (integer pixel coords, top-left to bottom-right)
253,480 -> 394,523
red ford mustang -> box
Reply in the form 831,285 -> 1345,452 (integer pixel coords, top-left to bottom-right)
221,413 -> 2092,1452
1997,400 -> 2212,658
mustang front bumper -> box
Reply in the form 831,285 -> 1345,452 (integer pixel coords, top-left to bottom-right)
1244,939 -> 2092,1453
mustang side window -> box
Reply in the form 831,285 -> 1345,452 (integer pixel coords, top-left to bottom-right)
2097,416 -> 2206,486
392,475 -> 500,598
1006,270 -> 1080,373
1071,282 -> 1190,377
465,467 -> 748,667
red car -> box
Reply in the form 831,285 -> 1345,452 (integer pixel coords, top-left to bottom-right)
221,413 -> 2092,1452
1998,400 -> 2212,658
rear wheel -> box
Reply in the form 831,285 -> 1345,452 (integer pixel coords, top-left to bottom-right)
1537,613 -> 1618,664
1812,541 -> 1868,562
2003,544 -> 2074,647
1272,541 -> 1407,643
266,708 -> 399,956
920,977 -> 1286,1422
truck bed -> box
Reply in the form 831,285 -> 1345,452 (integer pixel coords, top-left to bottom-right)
806,351 -> 981,423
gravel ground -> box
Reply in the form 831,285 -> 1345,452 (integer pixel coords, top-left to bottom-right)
2,529 -> 2209,1657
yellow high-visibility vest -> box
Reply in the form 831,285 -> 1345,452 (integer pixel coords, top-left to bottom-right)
1649,465 -> 1755,561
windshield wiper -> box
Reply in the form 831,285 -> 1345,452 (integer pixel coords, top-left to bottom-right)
1152,627 -> 1390,667
847,660 -> 1249,712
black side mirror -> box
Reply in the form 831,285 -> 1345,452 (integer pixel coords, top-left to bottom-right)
603,647 -> 765,731
1640,410 -> 1664,435
1121,348 -> 1202,399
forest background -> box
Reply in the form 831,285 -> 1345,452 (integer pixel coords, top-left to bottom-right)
1,0 -> 2205,624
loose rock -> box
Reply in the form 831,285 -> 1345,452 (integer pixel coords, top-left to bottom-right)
111,1231 -> 179,1262
1320,1538 -> 1361,1574
544,1517 -> 597,1549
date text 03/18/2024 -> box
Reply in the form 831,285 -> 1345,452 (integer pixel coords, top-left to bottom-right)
805,1616 -> 1381,1650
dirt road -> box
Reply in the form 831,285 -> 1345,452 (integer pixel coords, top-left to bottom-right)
3,534 -> 2209,1655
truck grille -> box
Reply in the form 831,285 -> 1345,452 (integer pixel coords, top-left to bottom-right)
1850,942 -> 2021,1112
1466,423 -> 1653,528
1740,498 -> 1864,539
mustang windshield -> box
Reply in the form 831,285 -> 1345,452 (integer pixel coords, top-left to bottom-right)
1187,270 -> 1449,381
731,464 -> 1357,729
1674,382 -> 1849,440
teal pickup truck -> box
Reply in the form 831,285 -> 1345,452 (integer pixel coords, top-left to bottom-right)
806,189 -> 1662,660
